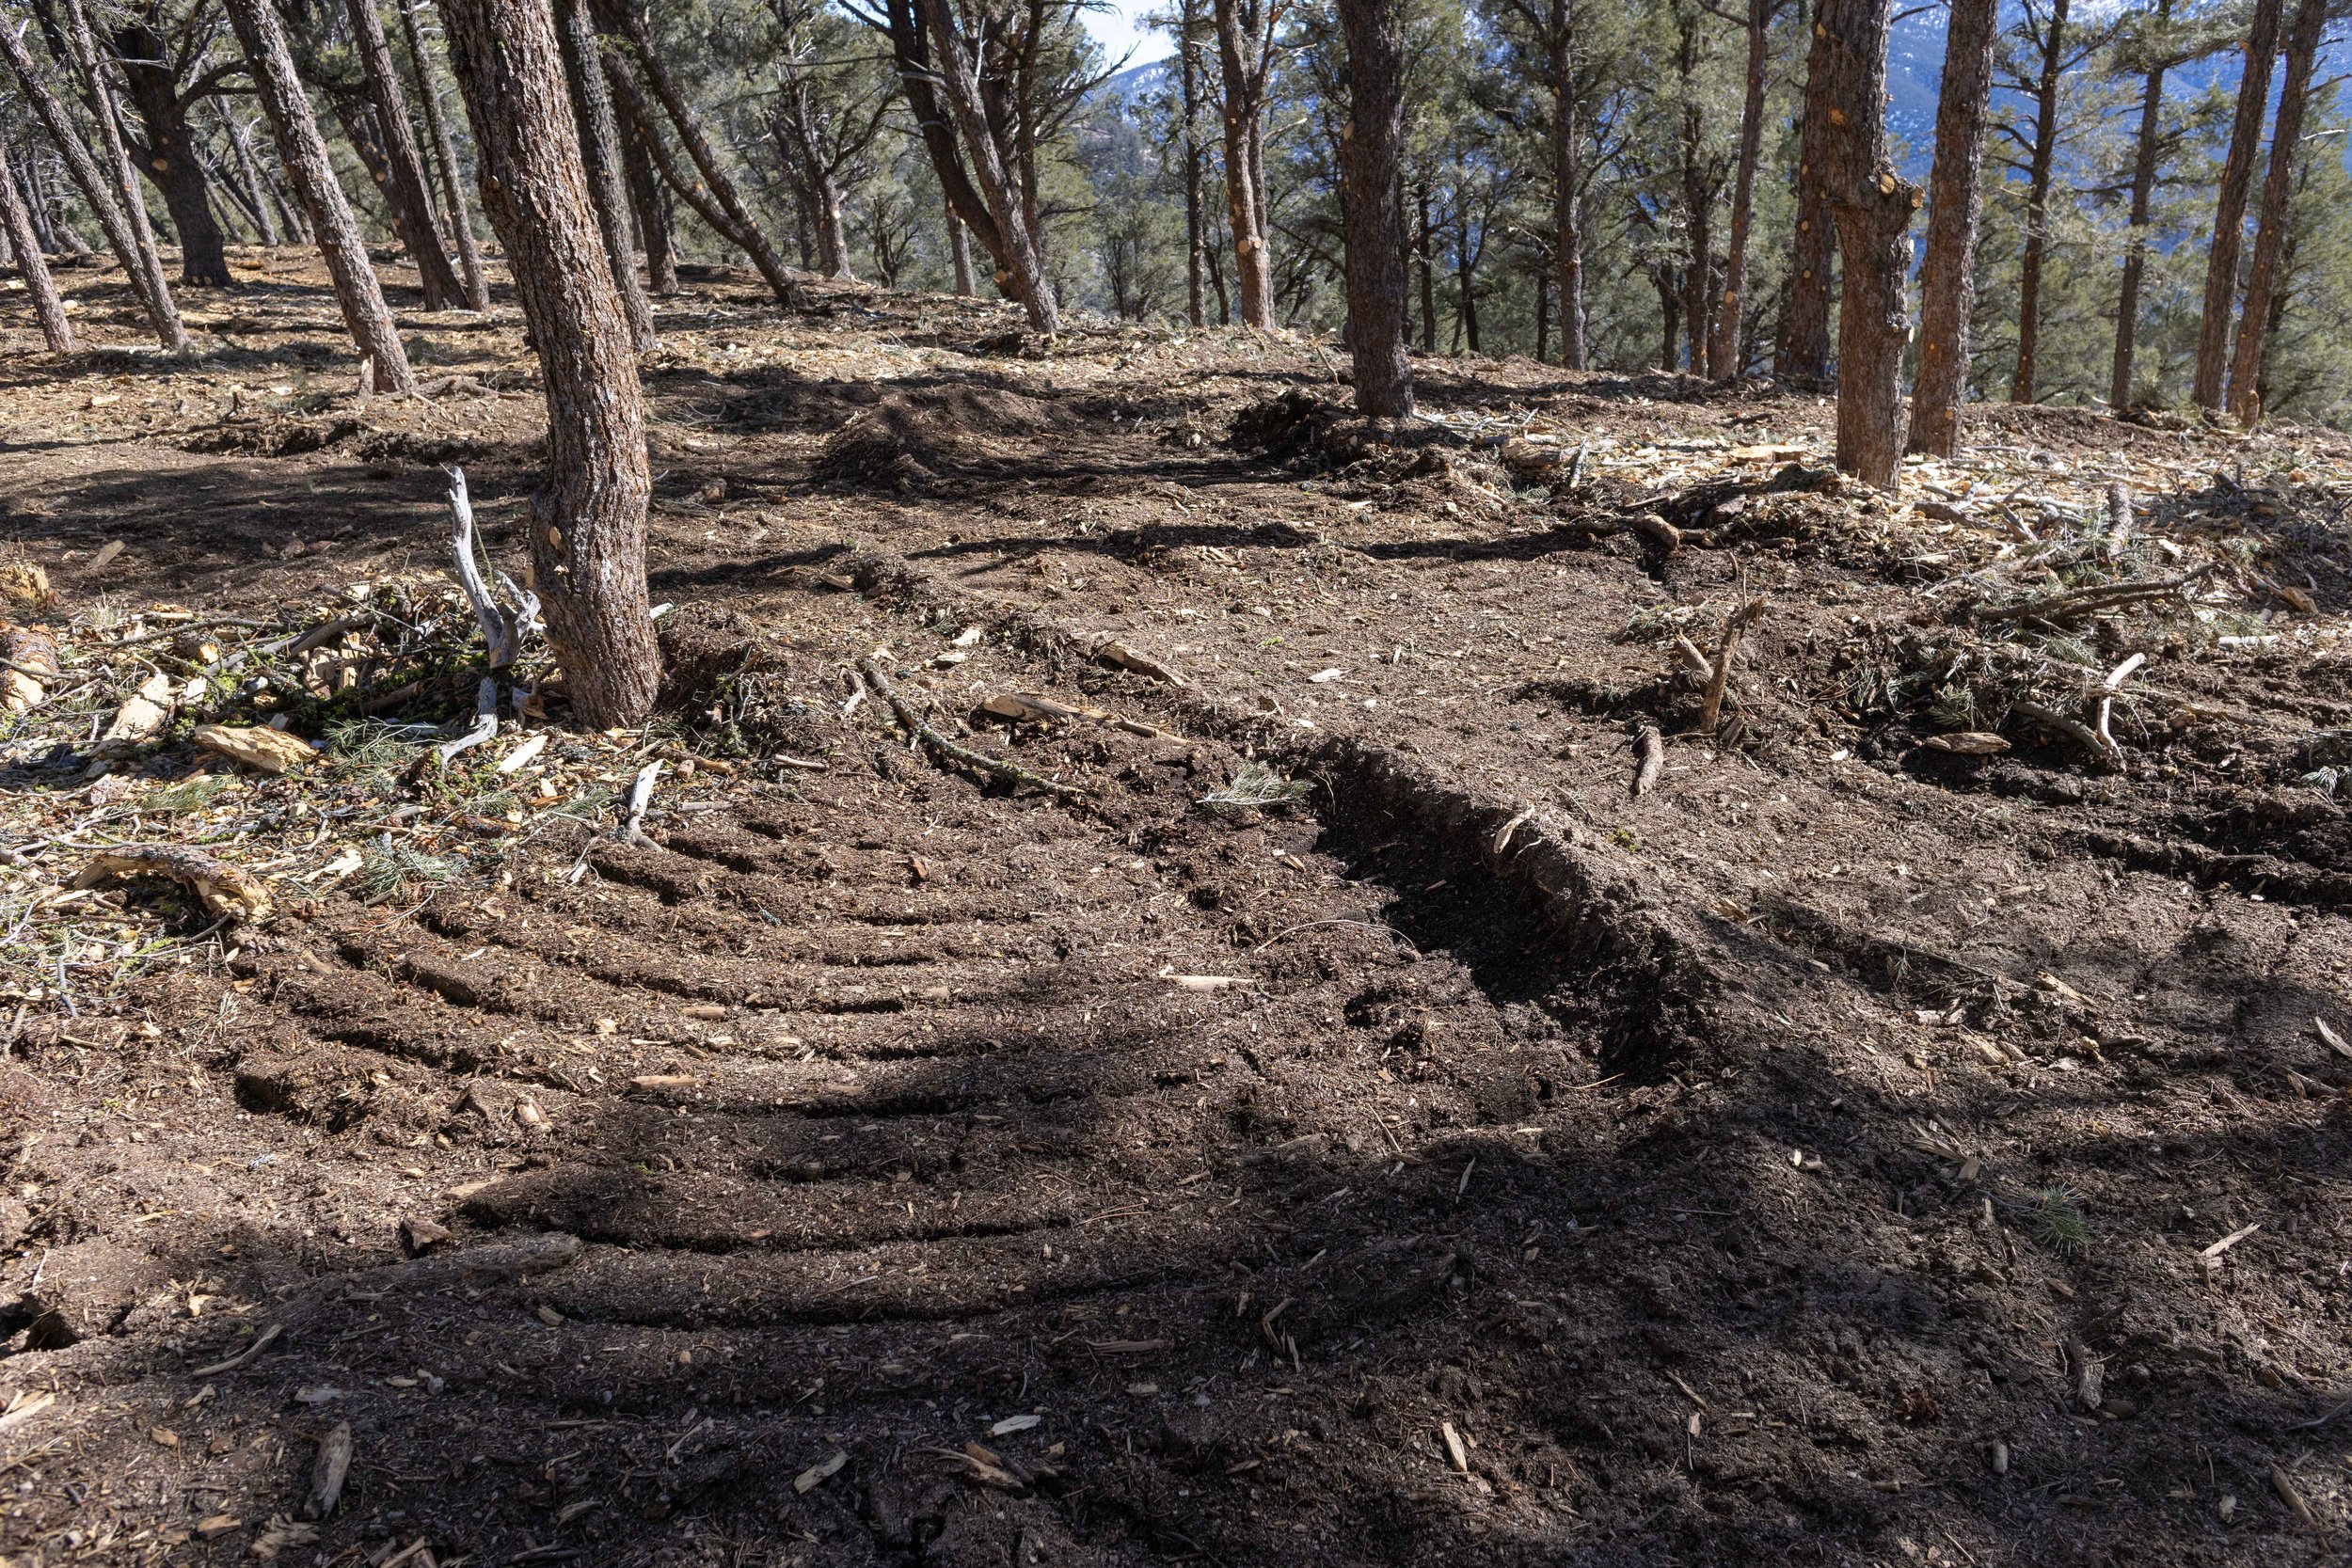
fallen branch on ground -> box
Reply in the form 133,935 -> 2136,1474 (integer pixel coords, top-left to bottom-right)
858,657 -> 1084,799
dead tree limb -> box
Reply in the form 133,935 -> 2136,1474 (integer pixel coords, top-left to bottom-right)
859,656 -> 1083,798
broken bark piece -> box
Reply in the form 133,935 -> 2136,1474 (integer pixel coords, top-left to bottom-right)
76,845 -> 273,922
193,723 -> 318,775
0,562 -> 55,615
399,1215 -> 453,1254
1631,724 -> 1665,797
1923,732 -> 2009,755
1096,640 -> 1187,686
99,671 -> 175,750
1627,514 -> 1681,554
300,1422 -> 351,1520
2,625 -> 58,714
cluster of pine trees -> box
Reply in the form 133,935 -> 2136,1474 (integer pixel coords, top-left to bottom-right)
4,0 -> 2346,436
0,0 -> 2343,702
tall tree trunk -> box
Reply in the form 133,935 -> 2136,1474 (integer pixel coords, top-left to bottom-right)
400,0 -> 492,309
213,100 -> 280,245
2107,27 -> 2166,409
1415,183 -> 1435,350
555,0 -> 656,346
0,150 -> 73,351
1681,155 -> 1710,372
222,0 -> 415,390
2010,0 -> 2068,404
1337,0 -> 1411,417
342,0 -> 464,308
946,198 -> 973,293
1655,268 -> 1680,372
2191,0 -> 2281,411
2225,0 -> 2322,427
1907,0 -> 1998,454
600,17 -> 801,308
437,0 -> 659,727
1454,210 -> 1478,353
915,0 -> 1057,330
1777,10 -> 1836,381
616,111 -> 676,293
1180,0 -> 1206,328
1211,0 -> 1272,327
17,149 -> 60,251
872,0 -> 1011,301
109,15 -> 232,284
1546,0 -> 1585,369
1710,0 -> 1773,378
0,21 -> 183,347
58,0 -> 189,340
1817,0 -> 1917,486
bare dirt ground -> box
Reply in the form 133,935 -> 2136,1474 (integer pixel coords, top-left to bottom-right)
4,246 -> 2352,1568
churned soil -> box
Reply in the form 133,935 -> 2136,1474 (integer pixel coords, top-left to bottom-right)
2,248 -> 2350,1568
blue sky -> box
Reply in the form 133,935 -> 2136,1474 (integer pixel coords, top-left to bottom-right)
1086,0 -> 1173,68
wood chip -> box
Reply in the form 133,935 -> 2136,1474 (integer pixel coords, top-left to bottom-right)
1438,1419 -> 1470,1473
2315,1018 -> 2352,1061
793,1448 -> 849,1494
193,723 -> 317,774
300,1422 -> 351,1520
1922,732 -> 2009,755
98,671 -> 174,749
190,1322 -> 281,1377
631,1074 -> 700,1091
2271,1465 -> 2317,1528
2201,1222 -> 2262,1259
990,1414 -> 1042,1436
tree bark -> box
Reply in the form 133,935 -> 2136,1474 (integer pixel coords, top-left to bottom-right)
1776,10 -> 1836,382
599,16 -> 801,307
437,0 -> 660,728
342,0 -> 465,308
555,0 -> 656,345
2225,0 -> 2322,427
2009,0 -> 2068,404
1212,0 -> 1274,327
2107,30 -> 2166,409
1546,0 -> 1586,369
1906,0 -> 1997,454
1709,0 -> 1774,378
212,99 -> 280,245
915,0 -> 1057,331
58,0 -> 190,339
0,20 -> 183,348
1817,0 -> 1918,486
616,109 -> 677,294
399,0 -> 492,309
0,149 -> 73,350
1338,0 -> 1411,417
2191,0 -> 2281,411
222,0 -> 415,391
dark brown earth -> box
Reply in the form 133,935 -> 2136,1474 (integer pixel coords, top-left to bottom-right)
3,247 -> 2351,1567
